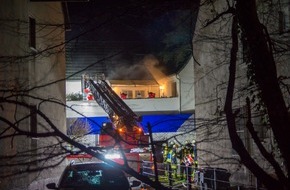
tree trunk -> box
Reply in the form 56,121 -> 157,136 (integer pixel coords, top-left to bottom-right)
224,13 -> 283,189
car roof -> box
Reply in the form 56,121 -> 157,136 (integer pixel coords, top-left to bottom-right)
65,161 -> 120,171
68,161 -> 105,166
57,161 -> 130,189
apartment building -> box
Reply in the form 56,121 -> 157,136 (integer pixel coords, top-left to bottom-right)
65,57 -> 196,146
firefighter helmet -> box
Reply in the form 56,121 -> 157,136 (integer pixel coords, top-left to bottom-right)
168,141 -> 174,148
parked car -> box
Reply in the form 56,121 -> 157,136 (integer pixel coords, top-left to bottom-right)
46,162 -> 134,190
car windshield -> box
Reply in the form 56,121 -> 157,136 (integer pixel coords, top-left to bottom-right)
59,164 -> 130,190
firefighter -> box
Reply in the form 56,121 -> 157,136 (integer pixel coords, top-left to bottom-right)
163,142 -> 170,176
171,144 -> 178,178
179,140 -> 195,180
184,148 -> 194,184
165,141 -> 174,164
162,143 -> 168,163
194,159 -> 198,169
191,140 -> 198,169
162,143 -> 169,176
179,145 -> 187,180
165,141 -> 178,178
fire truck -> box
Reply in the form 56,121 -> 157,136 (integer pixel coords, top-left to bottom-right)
83,75 -> 151,171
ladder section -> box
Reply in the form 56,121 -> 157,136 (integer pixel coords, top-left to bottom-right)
87,79 -> 142,133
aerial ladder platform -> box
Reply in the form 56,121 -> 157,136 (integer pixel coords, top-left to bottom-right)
84,76 -> 148,149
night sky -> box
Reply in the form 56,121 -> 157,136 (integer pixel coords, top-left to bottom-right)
66,0 -> 198,80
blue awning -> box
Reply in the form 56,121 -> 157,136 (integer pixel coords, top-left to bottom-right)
67,113 -> 192,135
140,114 -> 192,133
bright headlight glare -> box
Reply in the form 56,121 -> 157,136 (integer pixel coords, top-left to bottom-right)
105,153 -> 121,159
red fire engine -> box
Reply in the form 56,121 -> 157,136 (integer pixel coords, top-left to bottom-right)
81,76 -> 151,171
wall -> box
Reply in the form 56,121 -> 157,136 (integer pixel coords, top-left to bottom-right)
193,0 -> 236,173
66,80 -> 82,94
0,1 -> 31,189
179,57 -> 195,112
28,2 -> 67,188
193,0 -> 290,187
0,1 -> 66,189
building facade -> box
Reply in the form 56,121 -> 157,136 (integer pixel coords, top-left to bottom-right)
0,1 -> 67,189
193,0 -> 290,187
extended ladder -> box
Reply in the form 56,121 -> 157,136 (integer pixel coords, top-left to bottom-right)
86,78 -> 143,134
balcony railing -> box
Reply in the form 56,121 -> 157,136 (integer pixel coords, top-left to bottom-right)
66,97 -> 180,118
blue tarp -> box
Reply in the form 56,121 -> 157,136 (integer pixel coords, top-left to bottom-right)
67,113 -> 192,135
140,114 -> 192,133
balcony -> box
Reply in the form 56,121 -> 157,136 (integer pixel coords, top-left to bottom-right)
66,96 -> 180,118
